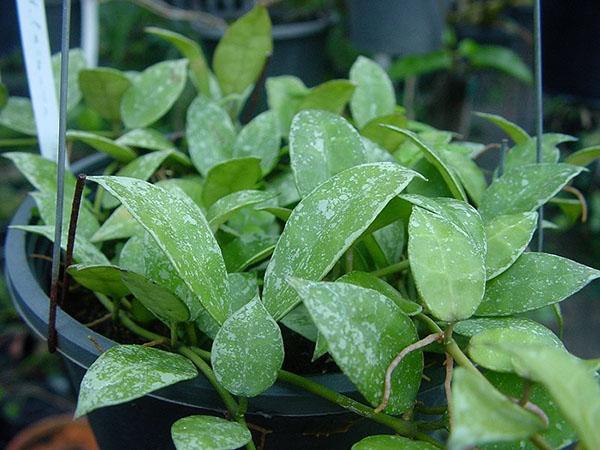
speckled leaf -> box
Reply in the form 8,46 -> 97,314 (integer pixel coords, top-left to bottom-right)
349,56 -> 396,128
52,49 -> 86,112
386,126 -> 467,201
360,113 -> 408,152
298,79 -> 355,114
337,272 -> 421,316
222,233 -> 277,272
352,435 -> 437,450
67,264 -> 130,299
448,367 -> 544,450
121,270 -> 190,324
116,128 -> 176,152
484,212 -> 537,279
477,252 -> 600,316
565,145 -> 600,166
500,345 -> 600,450
156,177 -> 204,209
79,68 -> 131,121
121,59 -> 188,128
362,138 -> 396,163
67,130 -> 137,163
408,207 -> 486,321
208,190 -> 276,230
266,75 -> 309,136
91,206 -> 141,243
289,279 -> 422,414
102,150 -> 174,209
465,320 -> 563,372
145,27 -> 210,95
479,163 -> 584,220
212,297 -> 284,397
483,371 -> 576,450
263,163 -> 419,320
201,157 -> 262,207
171,415 -> 251,450
289,110 -> 367,197
75,345 -> 197,417
232,111 -> 280,174
475,112 -> 529,144
13,225 -> 109,265
119,235 -> 145,273
213,6 -> 272,96
186,96 -> 236,176
88,176 -> 230,324
31,191 -> 99,239
0,97 -> 36,135
504,134 -> 576,172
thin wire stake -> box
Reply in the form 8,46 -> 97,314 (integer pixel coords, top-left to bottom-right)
48,0 -> 72,353
498,138 -> 508,177
533,0 -> 544,252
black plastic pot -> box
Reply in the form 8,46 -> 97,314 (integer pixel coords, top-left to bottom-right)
5,154 -> 444,449
345,0 -> 449,57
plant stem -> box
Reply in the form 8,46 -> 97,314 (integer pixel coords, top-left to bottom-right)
185,322 -> 198,347
370,260 -> 410,278
362,234 -> 388,269
415,313 -> 443,334
170,322 -> 179,348
530,434 -> 554,450
443,324 -> 480,378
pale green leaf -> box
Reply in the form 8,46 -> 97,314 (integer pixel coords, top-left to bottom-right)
171,415 -> 251,450
504,134 -> 576,172
119,235 -> 145,273
439,148 -> 487,205
232,110 -> 280,175
263,163 -> 419,320
212,297 -> 284,397
266,75 -> 309,136
477,252 -> 600,316
565,145 -> 600,166
75,345 -> 197,417
0,97 -> 36,135
484,212 -> 537,279
116,128 -> 176,152
213,6 -> 272,96
289,279 -> 422,414
265,169 -> 300,206
201,157 -> 262,207
474,112 -> 529,144
352,435 -> 438,450
350,56 -> 396,128
90,206 -> 141,243
289,110 -> 367,197
67,130 -> 137,163
121,59 -> 188,128
52,49 -> 87,112
298,79 -> 355,114
208,190 -> 276,230
79,68 -> 131,121
31,191 -> 99,239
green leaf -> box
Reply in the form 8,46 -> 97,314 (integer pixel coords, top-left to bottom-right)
90,206 -> 141,243
298,79 -> 355,114
475,112 -> 530,145
0,97 -> 36,135
121,59 -> 188,128
266,169 -> 300,207
477,252 -> 600,316
386,126 -> 468,201
186,96 -> 236,176
439,148 -> 487,206
459,40 -> 532,84
289,110 -> 367,197
499,345 -> 600,450
289,279 -> 422,414
352,435 -> 438,450
565,145 -> 600,166
116,128 -> 176,152
389,50 -> 453,80
79,68 -> 131,121
484,212 -> 537,279
337,271 -> 421,316
0,82 -> 7,110
145,27 -> 210,96
280,304 -> 318,342
171,415 -> 251,450
448,367 -> 544,450
212,297 -> 284,397
67,264 -> 130,299
102,150 -> 174,209
266,75 -> 309,136
201,157 -> 262,208
360,113 -> 408,152
13,225 -> 109,265
372,220 -> 405,264
31,190 -> 99,239
119,235 -> 145,273
207,190 -> 276,230
67,130 -> 137,163
222,233 -> 277,272
483,371 -> 576,450
479,163 -> 584,220
88,176 -> 230,324
466,321 -> 563,372
504,134 -> 576,171
121,270 -> 190,324
350,56 -> 396,128
4,152 -> 77,196
213,6 -> 272,96
263,163 -> 419,320
75,345 -> 197,417
408,206 -> 486,321
232,110 -> 280,175
52,49 -> 87,112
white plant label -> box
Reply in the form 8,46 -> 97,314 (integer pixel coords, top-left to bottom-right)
16,0 -> 60,161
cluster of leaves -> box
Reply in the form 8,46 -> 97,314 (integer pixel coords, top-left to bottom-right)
4,6 -> 600,450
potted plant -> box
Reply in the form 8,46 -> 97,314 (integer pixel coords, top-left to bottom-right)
4,6 -> 600,450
